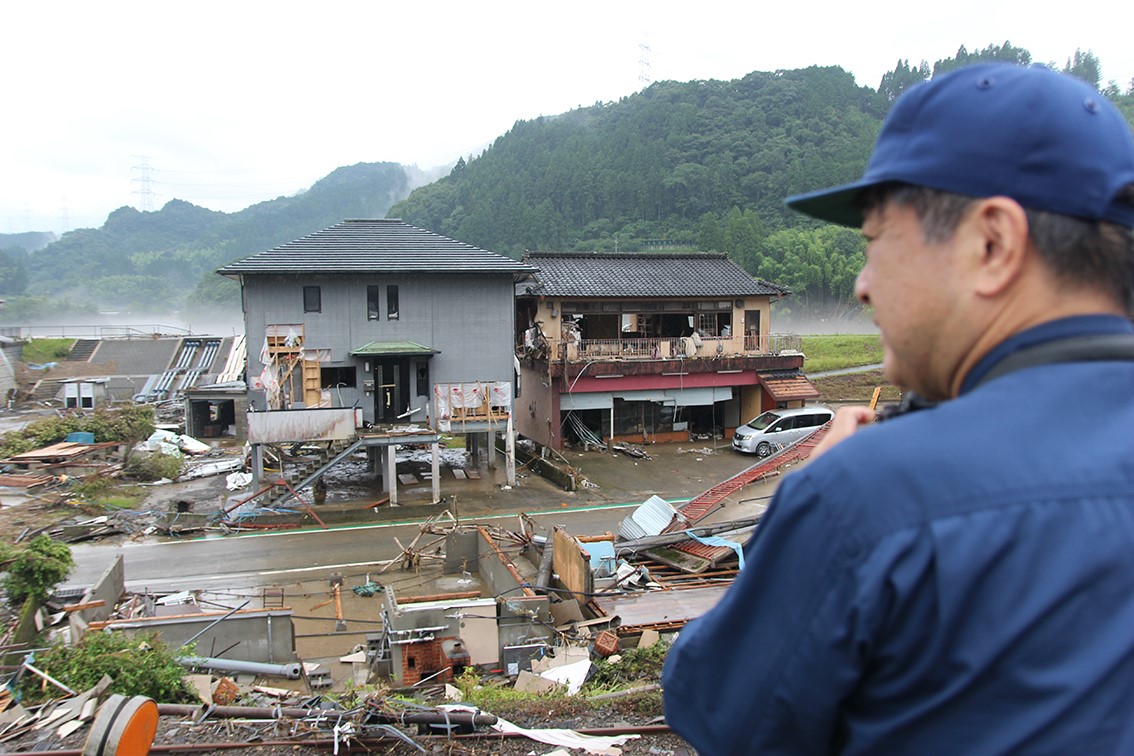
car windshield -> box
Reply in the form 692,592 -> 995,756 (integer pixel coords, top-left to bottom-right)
746,411 -> 779,431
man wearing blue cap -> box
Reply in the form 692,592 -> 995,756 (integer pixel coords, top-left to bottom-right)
663,63 -> 1134,754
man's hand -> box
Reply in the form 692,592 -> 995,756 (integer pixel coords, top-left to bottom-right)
811,406 -> 875,460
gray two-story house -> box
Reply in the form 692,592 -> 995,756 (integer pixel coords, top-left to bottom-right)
217,219 -> 533,503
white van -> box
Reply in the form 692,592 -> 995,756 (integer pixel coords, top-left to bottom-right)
732,406 -> 834,457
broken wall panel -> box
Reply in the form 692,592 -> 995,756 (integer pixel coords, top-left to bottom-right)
89,609 -> 296,665
551,527 -> 594,601
69,553 -> 126,642
475,526 -> 537,598
246,407 -> 359,444
592,584 -> 731,633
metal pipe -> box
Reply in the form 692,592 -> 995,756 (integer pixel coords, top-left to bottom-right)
176,600 -> 250,651
0,725 -> 662,752
535,537 -> 555,593
180,656 -> 302,679
156,702 -> 497,726
21,662 -> 76,696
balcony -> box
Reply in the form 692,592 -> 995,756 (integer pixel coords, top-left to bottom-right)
547,333 -> 801,363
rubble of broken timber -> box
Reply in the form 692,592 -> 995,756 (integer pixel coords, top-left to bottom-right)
0,504 -> 766,753
0,407 -> 819,752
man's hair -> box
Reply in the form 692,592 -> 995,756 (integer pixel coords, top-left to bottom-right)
860,183 -> 1134,312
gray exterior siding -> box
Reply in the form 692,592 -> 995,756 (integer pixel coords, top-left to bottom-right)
243,272 -> 516,423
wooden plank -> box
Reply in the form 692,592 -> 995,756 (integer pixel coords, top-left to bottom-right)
61,600 -> 105,613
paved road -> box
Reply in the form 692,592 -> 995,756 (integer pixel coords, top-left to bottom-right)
61,500 -> 668,594
61,441 -> 779,596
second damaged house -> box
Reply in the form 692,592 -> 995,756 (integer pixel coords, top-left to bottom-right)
514,252 -> 819,450
217,219 -> 534,505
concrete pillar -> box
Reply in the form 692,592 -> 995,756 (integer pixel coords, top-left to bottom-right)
487,431 -> 497,470
251,444 -> 264,486
431,442 -> 440,504
386,445 -> 398,506
505,415 -> 516,487
378,447 -> 390,492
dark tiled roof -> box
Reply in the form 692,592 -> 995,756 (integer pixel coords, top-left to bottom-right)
218,219 -> 533,276
516,253 -> 789,298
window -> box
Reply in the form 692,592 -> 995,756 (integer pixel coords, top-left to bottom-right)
367,285 -> 380,320
303,286 -> 321,313
697,313 -> 720,334
387,285 -> 399,320
321,366 -> 357,389
416,364 -> 429,396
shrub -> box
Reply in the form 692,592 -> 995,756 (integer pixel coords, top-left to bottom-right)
18,632 -> 196,704
1,535 -> 73,607
0,405 -> 155,458
584,640 -> 669,691
124,451 -> 183,482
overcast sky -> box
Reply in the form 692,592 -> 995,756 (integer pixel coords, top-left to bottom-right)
4,1 -> 1132,236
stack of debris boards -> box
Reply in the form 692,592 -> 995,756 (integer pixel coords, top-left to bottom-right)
577,425 -> 832,637
651,422 -> 831,572
0,472 -> 56,490
0,440 -> 123,478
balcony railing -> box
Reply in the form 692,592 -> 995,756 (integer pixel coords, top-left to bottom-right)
546,333 -> 799,362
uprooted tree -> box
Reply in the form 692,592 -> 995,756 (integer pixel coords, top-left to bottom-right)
16,631 -> 197,704
0,535 -> 74,608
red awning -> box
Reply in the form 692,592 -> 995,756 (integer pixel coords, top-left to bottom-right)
758,373 -> 820,402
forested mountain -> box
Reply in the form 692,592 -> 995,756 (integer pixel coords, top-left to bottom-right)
392,65 -> 883,317
7,44 -> 1131,323
5,162 -> 416,322
391,44 -> 1134,320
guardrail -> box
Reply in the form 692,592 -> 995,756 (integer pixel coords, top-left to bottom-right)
0,324 -> 193,340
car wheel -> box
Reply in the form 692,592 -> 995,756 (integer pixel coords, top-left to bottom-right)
756,441 -> 773,457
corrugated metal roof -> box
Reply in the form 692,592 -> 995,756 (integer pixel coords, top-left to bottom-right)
218,219 -> 535,276
618,495 -> 683,540
517,252 -> 789,298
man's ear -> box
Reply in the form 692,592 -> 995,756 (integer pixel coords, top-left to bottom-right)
966,197 -> 1030,297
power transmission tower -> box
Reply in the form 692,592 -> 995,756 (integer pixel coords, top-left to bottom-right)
131,156 -> 156,211
639,34 -> 652,87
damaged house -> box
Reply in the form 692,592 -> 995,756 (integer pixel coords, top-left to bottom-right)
514,252 -> 819,450
217,219 -> 534,503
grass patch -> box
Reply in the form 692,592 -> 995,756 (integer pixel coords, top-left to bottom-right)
800,334 -> 883,373
96,488 -> 148,510
446,642 -> 669,722
20,338 -> 75,364
813,369 -> 902,404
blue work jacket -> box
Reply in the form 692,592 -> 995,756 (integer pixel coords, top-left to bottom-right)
663,315 -> 1134,754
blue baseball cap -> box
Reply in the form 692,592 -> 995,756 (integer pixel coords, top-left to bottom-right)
785,63 -> 1134,228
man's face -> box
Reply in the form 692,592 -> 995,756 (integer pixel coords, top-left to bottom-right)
855,202 -> 968,400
